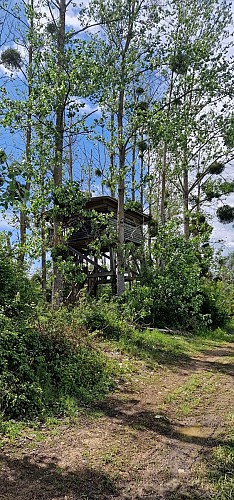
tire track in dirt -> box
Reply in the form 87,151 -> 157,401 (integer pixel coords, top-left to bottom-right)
0,343 -> 234,499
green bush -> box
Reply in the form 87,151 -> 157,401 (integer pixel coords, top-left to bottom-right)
200,280 -> 229,328
123,227 -> 229,331
0,241 -> 41,319
78,296 -> 128,339
0,310 -> 114,419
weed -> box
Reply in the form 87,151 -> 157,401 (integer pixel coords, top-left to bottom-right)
0,310 -> 116,420
163,372 -> 216,416
208,438 -> 234,498
0,418 -> 24,442
86,409 -> 105,420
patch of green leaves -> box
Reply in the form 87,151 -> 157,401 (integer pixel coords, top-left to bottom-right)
0,307 -> 116,421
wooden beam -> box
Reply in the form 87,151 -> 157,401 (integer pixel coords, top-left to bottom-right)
87,271 -> 115,278
68,246 -> 104,271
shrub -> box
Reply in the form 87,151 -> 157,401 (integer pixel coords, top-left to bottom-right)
200,280 -> 229,328
77,296 -> 128,339
0,310 -> 114,419
0,241 -> 41,319
123,226 -> 229,331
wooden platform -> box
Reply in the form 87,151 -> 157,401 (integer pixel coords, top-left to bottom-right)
64,196 -> 149,298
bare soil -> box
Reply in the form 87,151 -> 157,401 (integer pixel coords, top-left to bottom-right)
1,342 -> 234,499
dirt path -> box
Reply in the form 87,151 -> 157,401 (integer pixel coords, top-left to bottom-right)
1,343 -> 234,499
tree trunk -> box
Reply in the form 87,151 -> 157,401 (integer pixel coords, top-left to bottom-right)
183,167 -> 190,239
68,115 -> 73,182
41,213 -> 47,295
116,89 -> 125,296
140,144 -> 144,209
131,133 -> 136,202
147,150 -> 152,256
52,0 -> 66,307
182,73 -> 193,240
110,109 -> 116,197
160,144 -> 167,226
18,0 -> 33,264
117,174 -> 125,296
160,72 -> 174,226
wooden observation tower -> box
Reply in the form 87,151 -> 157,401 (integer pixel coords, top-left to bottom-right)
66,196 -> 150,297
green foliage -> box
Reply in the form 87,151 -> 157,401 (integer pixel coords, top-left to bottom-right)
224,114 -> 234,148
217,205 -> 234,224
202,180 -> 234,203
124,200 -> 143,212
71,298 -> 234,366
123,226 -> 229,330
208,162 -> 225,175
52,182 -> 89,221
208,423 -> 234,499
0,158 -> 31,210
0,309 -> 114,419
0,314 -> 45,417
189,213 -> 212,238
0,269 -> 233,423
169,50 -> 189,74
78,295 -> 128,340
219,181 -> 234,196
0,238 -> 41,318
51,244 -> 69,262
122,285 -> 154,324
137,139 -> 148,153
221,251 -> 234,284
0,418 -> 25,442
203,179 -> 222,201
1,48 -> 22,70
200,280 -> 230,328
0,149 -> 7,165
0,239 -> 114,420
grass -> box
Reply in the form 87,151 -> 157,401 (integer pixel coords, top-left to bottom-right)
1,321 -> 233,444
0,318 -> 233,500
0,419 -> 25,443
162,372 -> 218,416
0,414 -> 77,445
205,418 -> 234,499
0,419 -> 45,446
211,446 -> 234,499
101,446 -> 122,466
101,322 -> 234,369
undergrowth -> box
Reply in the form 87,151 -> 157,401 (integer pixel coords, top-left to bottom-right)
80,297 -> 234,362
0,308 -> 116,423
1,294 -> 234,438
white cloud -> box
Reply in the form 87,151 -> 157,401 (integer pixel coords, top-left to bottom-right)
66,12 -> 82,29
211,218 -> 234,255
33,0 -> 94,34
73,98 -> 102,116
81,102 -> 102,116
0,63 -> 14,77
0,214 -> 14,232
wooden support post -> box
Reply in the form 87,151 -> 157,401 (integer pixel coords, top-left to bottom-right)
110,247 -> 117,295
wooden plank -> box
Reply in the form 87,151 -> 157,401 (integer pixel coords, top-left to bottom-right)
68,246 -> 104,271
87,271 -> 115,278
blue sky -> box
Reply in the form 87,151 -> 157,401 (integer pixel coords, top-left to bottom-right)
0,0 -> 234,255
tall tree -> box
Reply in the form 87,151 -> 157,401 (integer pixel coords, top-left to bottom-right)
148,0 -> 234,238
87,0 -> 162,294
